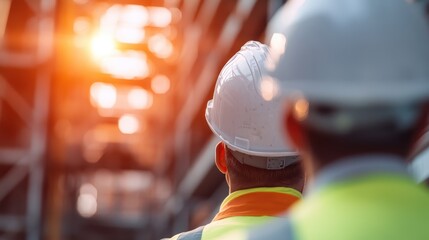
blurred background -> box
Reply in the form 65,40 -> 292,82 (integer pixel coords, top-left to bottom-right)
2,0 -> 429,239
0,0 -> 288,239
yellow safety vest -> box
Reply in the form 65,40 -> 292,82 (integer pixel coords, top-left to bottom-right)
229,156 -> 429,240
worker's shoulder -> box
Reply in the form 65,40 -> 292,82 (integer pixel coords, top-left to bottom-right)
217,217 -> 294,240
164,215 -> 280,240
162,225 -> 205,240
203,216 -> 288,240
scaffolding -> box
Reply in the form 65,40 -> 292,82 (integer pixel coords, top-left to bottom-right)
0,0 -> 56,239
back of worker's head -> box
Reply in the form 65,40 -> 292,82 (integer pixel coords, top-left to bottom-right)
206,41 -> 304,192
264,0 -> 429,176
214,142 -> 303,192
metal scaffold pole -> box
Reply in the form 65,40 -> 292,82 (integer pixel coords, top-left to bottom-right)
0,0 -> 56,239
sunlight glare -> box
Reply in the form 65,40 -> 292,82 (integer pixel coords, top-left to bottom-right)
127,88 -> 153,109
151,75 -> 171,94
91,32 -> 117,60
148,34 -> 173,59
148,7 -> 172,27
118,114 -> 140,134
100,51 -> 149,79
90,82 -> 117,109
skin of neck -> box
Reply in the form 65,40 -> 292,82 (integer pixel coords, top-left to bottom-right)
226,171 -> 305,194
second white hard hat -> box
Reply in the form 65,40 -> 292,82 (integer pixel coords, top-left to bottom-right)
266,0 -> 429,106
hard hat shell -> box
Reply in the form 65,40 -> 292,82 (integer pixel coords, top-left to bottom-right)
205,41 -> 297,157
266,0 -> 429,106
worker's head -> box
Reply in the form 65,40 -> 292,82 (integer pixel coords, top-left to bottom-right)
206,41 -> 304,193
264,0 -> 429,179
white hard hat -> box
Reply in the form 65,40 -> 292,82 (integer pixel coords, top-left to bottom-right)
206,41 -> 297,158
266,0 -> 429,106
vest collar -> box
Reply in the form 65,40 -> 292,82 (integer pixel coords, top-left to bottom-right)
213,187 -> 301,221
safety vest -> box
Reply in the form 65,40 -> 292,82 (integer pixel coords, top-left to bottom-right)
238,156 -> 429,240
167,187 -> 301,240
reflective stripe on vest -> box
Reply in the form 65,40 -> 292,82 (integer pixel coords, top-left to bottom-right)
177,226 -> 204,240
248,216 -> 295,240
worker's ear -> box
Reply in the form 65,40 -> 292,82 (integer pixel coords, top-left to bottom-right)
284,102 -> 306,151
215,142 -> 228,174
